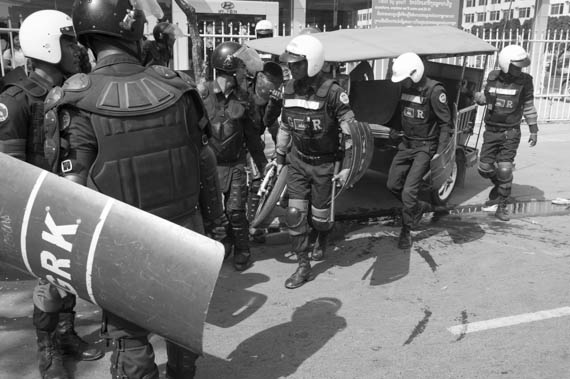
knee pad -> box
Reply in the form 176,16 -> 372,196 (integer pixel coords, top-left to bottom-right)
478,162 -> 496,179
496,162 -> 513,183
33,282 -> 63,313
228,210 -> 247,227
285,199 -> 308,228
311,206 -> 333,232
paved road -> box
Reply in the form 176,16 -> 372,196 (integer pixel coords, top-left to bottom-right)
1,123 -> 569,379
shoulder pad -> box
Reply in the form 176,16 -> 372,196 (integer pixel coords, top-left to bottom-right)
44,86 -> 64,110
151,65 -> 178,79
488,70 -> 501,81
176,70 -> 196,86
62,73 -> 91,92
284,80 -> 295,94
1,85 -> 24,98
316,79 -> 335,97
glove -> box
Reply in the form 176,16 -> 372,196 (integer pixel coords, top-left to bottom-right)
473,91 -> 486,105
389,128 -> 404,141
528,133 -> 537,147
206,213 -> 229,242
333,168 -> 350,187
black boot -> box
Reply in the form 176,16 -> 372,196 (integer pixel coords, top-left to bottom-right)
495,197 -> 510,221
166,341 -> 198,379
233,249 -> 252,271
57,312 -> 104,361
37,330 -> 69,379
397,226 -> 412,249
285,252 -> 314,289
311,232 -> 327,261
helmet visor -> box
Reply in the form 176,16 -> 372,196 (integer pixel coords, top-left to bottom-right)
279,50 -> 306,64
511,56 -> 530,68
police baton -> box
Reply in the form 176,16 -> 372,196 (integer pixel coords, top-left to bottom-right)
330,161 -> 341,223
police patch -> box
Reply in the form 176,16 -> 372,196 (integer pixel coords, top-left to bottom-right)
61,111 -> 71,129
339,92 -> 349,105
439,93 -> 447,104
0,103 -> 8,122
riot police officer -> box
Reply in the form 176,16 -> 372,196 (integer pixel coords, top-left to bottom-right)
0,10 -> 103,379
276,34 -> 354,289
387,52 -> 452,249
42,0 -> 226,378
200,41 -> 268,271
255,19 -> 274,39
141,22 -> 177,67
474,45 -> 538,221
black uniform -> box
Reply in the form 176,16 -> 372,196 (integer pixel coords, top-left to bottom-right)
44,53 -> 224,379
478,69 -> 536,200
277,73 -> 354,261
201,79 -> 267,267
386,78 -> 452,229
0,67 -> 94,356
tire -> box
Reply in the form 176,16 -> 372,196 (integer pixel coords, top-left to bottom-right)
431,154 -> 460,205
251,165 -> 288,229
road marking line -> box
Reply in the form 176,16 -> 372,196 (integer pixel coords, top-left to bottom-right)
448,307 -> 570,335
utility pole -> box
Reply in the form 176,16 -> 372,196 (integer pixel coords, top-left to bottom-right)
531,0 -> 550,82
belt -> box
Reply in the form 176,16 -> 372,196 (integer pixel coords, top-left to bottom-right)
485,125 -> 520,133
294,148 -> 339,165
402,137 -> 436,148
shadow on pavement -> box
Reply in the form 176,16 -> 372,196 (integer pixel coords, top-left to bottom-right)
207,268 -> 270,329
200,297 -> 346,379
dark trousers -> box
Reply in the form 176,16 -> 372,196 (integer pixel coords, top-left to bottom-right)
33,292 -> 76,332
479,127 -> 521,197
386,143 -> 436,228
287,151 -> 335,253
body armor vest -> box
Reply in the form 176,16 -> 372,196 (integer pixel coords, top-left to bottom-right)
484,70 -> 526,128
399,78 -> 442,141
4,69 -> 50,169
202,82 -> 247,164
282,79 -> 340,160
53,64 -> 203,221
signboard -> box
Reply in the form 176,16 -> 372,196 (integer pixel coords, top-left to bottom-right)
371,0 -> 461,27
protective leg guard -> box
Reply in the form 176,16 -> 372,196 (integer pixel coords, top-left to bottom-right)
285,251 -> 314,289
229,210 -> 252,271
37,330 -> 69,379
311,231 -> 329,261
165,341 -> 198,379
110,337 -> 159,379
496,162 -> 514,198
398,226 -> 412,250
57,312 -> 104,361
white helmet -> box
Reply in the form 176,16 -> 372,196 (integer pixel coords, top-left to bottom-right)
255,20 -> 273,32
498,45 -> 530,73
20,10 -> 75,64
279,34 -> 325,77
391,52 -> 424,83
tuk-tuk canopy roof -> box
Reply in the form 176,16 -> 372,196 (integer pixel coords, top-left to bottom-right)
246,26 -> 497,63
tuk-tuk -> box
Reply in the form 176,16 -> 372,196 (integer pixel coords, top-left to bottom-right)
245,26 -> 496,228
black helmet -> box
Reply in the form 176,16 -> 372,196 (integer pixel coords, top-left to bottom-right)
72,0 -> 146,44
211,41 -> 242,73
153,22 -> 175,43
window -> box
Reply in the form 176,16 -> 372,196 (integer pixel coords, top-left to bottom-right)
477,12 -> 486,22
519,7 -> 531,18
466,0 -> 475,6
551,3 -> 564,15
490,11 -> 500,21
465,13 -> 475,23
478,0 -> 488,5
491,0 -> 500,4
503,9 -> 514,19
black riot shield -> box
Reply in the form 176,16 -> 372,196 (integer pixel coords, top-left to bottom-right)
0,153 -> 224,354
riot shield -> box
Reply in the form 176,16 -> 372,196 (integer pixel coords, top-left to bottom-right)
0,153 -> 224,353
335,120 -> 374,198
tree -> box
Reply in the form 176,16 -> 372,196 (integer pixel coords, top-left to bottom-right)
173,0 -> 205,82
